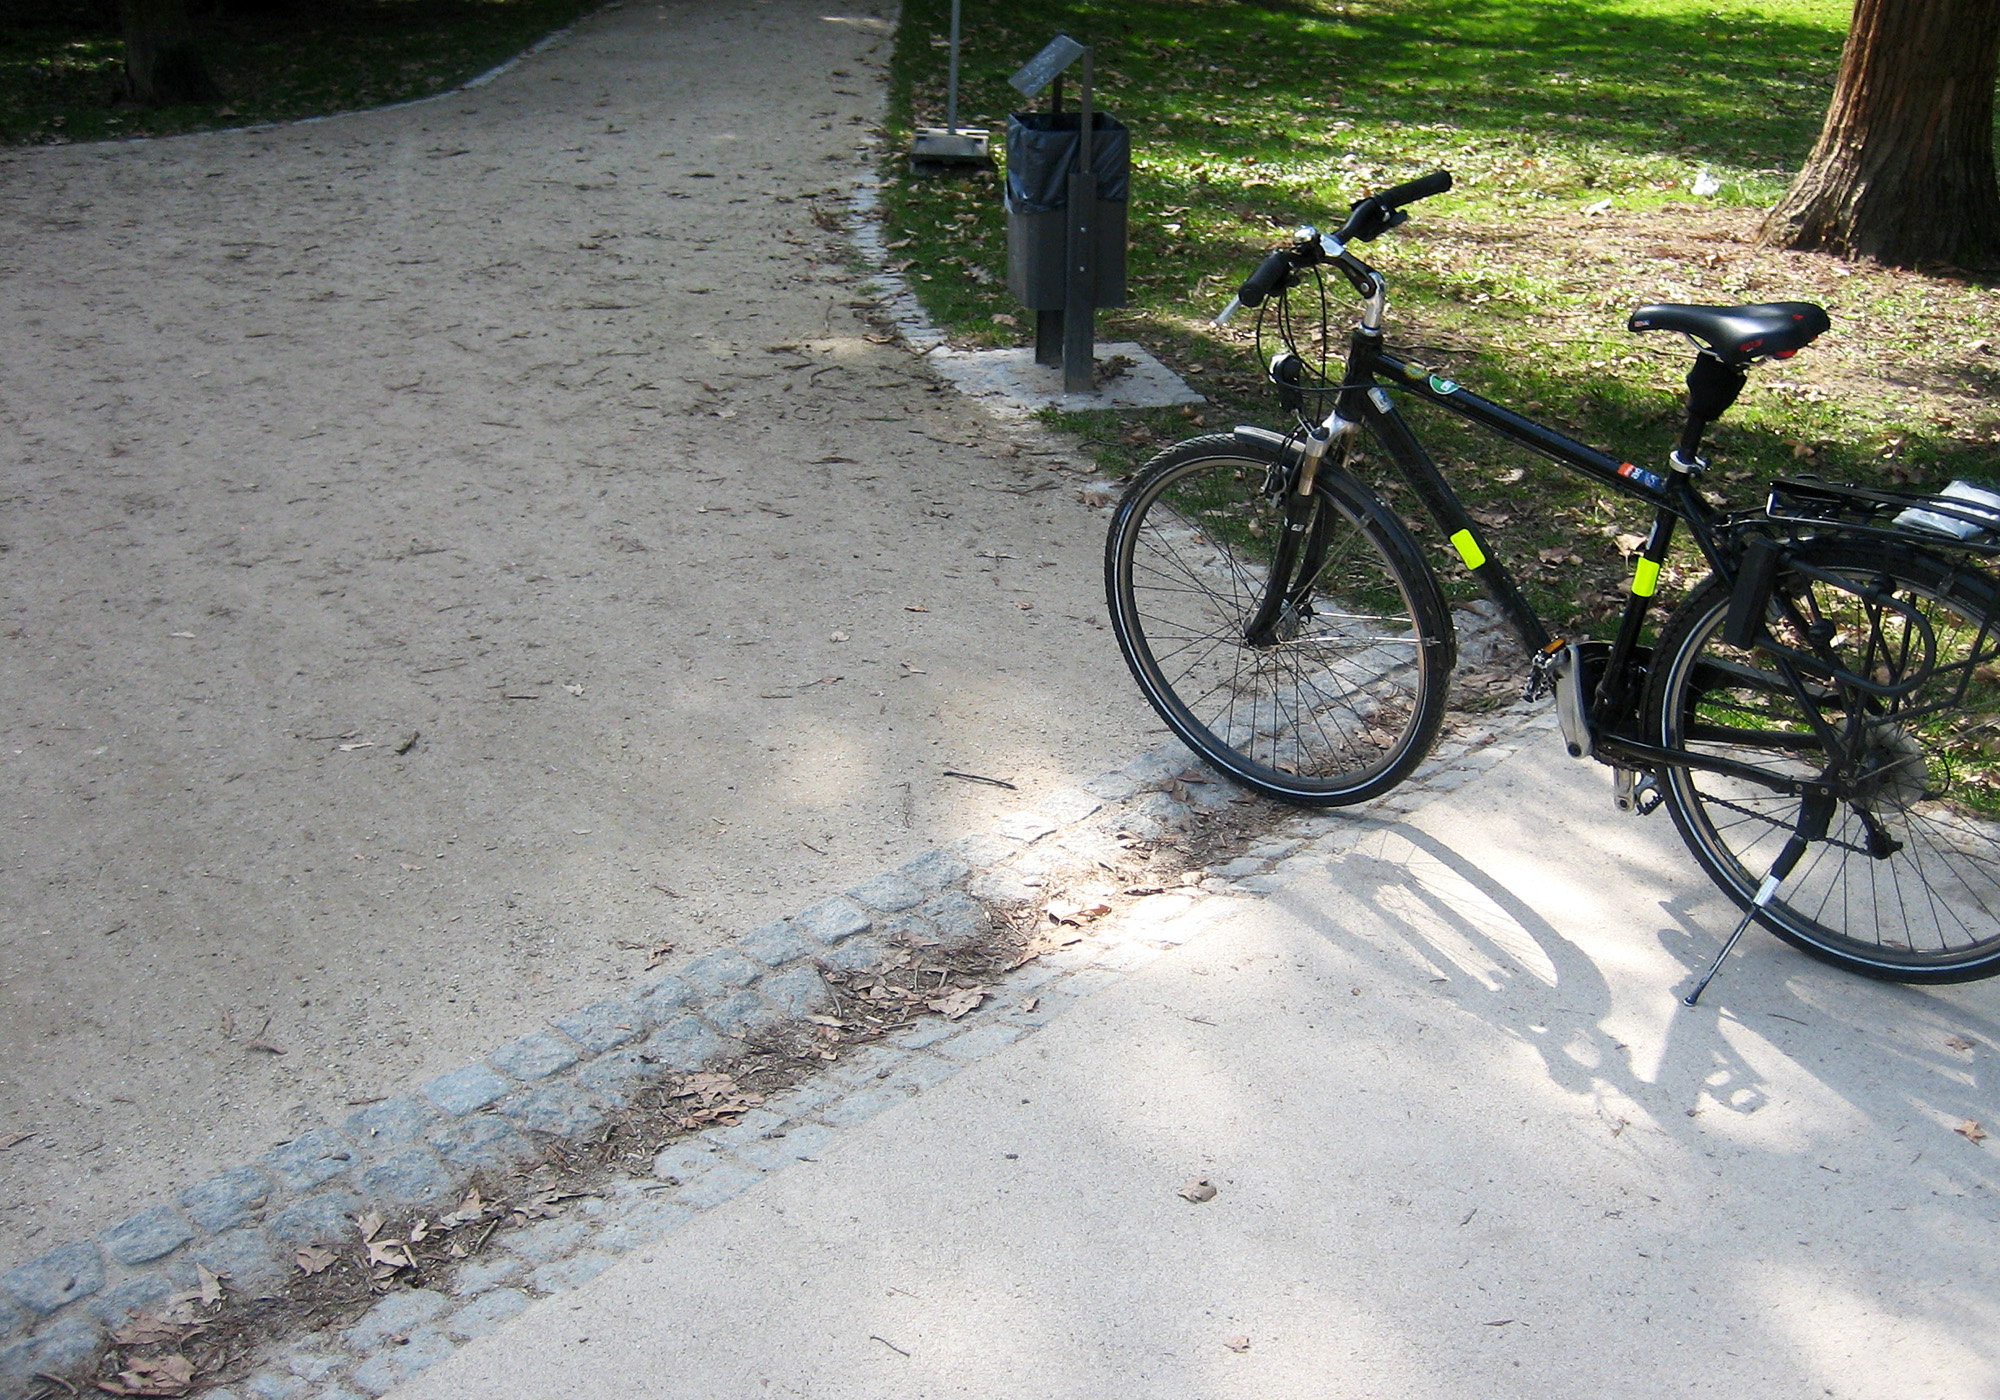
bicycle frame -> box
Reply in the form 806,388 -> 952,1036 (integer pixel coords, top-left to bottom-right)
1314,322 -> 1798,791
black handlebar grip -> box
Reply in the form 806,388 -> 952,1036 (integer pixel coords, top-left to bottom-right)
1374,169 -> 1453,208
1236,249 -> 1296,308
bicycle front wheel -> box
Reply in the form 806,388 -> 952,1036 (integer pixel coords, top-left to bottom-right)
1104,433 -> 1451,806
1649,538 -> 2000,982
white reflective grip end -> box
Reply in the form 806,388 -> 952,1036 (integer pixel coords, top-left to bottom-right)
1213,296 -> 1244,327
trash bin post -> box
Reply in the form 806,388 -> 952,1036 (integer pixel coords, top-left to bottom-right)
1061,47 -> 1097,395
1006,35 -> 1128,393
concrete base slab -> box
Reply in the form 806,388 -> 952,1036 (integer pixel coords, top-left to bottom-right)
908,128 -> 991,162
928,342 -> 1204,417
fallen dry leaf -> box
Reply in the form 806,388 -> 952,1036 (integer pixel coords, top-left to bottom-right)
442,1187 -> 487,1226
366,1238 -> 416,1271
677,1072 -> 740,1104
929,986 -> 986,1020
902,603 -> 929,613
356,1208 -> 386,1242
195,1264 -> 223,1306
0,1130 -> 32,1151
1945,1035 -> 1976,1052
294,1245 -> 336,1276
1223,1335 -> 1251,1353
1178,1178 -> 1218,1204
99,1353 -> 196,1397
109,1314 -> 187,1347
1955,1119 -> 1988,1144
1018,996 -> 1039,1013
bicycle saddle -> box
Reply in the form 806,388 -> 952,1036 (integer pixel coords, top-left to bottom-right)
1626,301 -> 1830,364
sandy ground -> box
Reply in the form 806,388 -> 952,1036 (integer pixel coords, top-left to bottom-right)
0,0 -> 1163,1269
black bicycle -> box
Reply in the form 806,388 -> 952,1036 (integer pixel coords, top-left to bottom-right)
1104,170 -> 2000,1001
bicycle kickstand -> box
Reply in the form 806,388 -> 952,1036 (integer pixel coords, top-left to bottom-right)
1682,787 -> 1836,1007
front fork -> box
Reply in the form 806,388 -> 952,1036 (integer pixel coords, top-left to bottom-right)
1244,420 -> 1349,647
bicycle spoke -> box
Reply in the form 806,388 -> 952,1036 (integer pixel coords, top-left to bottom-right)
1106,441 -> 1447,806
1655,540 -> 2000,980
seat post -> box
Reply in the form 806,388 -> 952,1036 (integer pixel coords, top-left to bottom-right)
1673,351 -> 1747,470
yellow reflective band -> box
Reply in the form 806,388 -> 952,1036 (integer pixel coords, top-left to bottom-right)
1633,558 -> 1662,597
1449,529 -> 1487,571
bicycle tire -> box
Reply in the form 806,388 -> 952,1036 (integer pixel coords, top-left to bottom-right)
1648,537 -> 2000,982
1104,432 -> 1452,806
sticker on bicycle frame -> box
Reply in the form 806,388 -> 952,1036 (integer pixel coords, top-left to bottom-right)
1449,529 -> 1487,571
1632,558 -> 1662,597
1617,461 -> 1667,492
1368,387 -> 1394,414
1427,375 -> 1460,395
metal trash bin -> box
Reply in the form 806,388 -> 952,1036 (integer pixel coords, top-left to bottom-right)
1004,110 -> 1129,310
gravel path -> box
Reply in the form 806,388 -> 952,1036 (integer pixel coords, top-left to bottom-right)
0,0 -> 1157,1270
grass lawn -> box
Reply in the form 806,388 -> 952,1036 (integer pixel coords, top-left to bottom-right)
0,0 -> 597,146
878,0 -> 2000,630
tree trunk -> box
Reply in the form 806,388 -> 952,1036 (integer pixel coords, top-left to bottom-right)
1761,0 -> 2000,269
119,0 -> 221,106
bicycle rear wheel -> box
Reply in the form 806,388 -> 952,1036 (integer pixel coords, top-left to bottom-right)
1104,433 -> 1451,806
1648,538 -> 2000,982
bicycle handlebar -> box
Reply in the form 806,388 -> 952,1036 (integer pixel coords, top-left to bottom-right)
1375,169 -> 1453,210
1232,249 -> 1298,313
1213,170 -> 1452,324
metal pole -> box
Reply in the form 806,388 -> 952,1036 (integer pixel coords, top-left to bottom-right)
946,0 -> 962,135
1061,48 -> 1096,395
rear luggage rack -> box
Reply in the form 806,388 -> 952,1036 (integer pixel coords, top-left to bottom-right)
1764,476 -> 2000,557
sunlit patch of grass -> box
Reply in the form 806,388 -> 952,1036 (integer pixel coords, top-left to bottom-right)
882,0 -> 2000,630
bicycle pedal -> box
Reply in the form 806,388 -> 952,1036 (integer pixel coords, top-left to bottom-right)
1613,766 -> 1662,815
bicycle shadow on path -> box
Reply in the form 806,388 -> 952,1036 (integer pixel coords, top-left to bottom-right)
1253,732 -> 2000,1372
